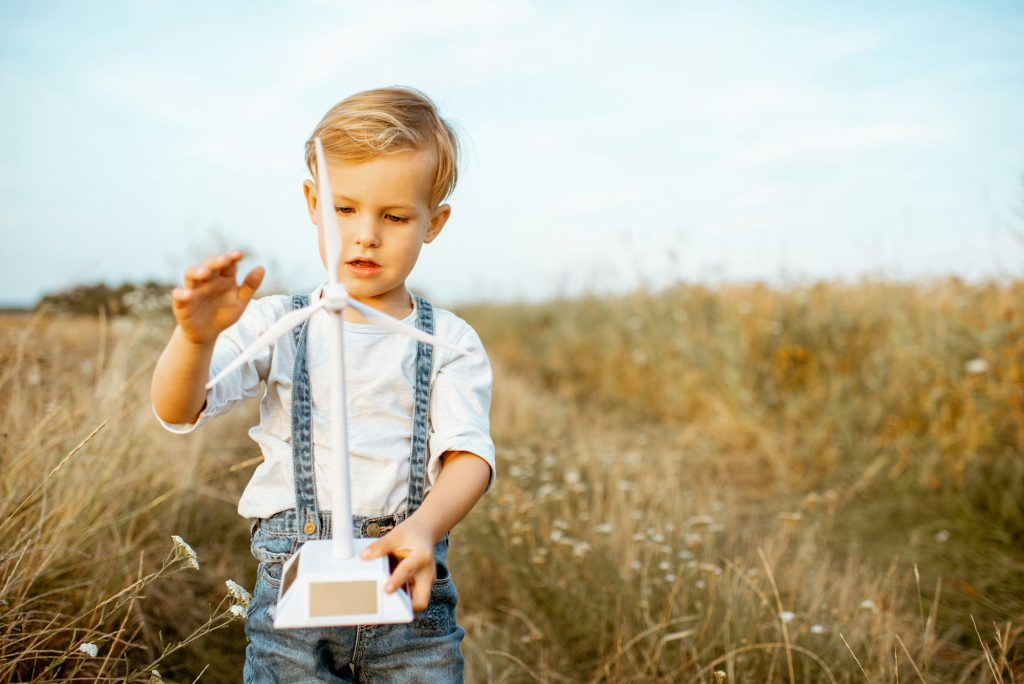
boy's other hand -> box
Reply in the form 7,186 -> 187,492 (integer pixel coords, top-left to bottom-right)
360,518 -> 436,612
171,250 -> 265,345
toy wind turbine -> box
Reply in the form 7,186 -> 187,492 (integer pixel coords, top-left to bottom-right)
206,138 -> 458,629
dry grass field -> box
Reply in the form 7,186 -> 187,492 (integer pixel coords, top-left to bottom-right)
1,277 -> 1022,682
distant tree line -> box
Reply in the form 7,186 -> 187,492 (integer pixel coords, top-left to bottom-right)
35,281 -> 174,317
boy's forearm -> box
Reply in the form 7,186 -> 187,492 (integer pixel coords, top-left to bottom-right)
408,451 -> 491,541
151,326 -> 216,424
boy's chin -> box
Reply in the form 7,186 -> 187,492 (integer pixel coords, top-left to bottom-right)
342,281 -> 401,301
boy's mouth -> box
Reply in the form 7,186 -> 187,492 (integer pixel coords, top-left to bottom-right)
346,258 -> 383,276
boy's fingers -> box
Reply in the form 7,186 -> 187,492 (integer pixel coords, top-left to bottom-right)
384,556 -> 420,593
411,570 -> 432,611
238,266 -> 264,302
359,533 -> 395,561
221,258 -> 239,279
171,288 -> 192,305
184,266 -> 211,289
211,252 -> 244,276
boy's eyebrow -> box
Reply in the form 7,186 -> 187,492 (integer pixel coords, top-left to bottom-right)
331,194 -> 418,212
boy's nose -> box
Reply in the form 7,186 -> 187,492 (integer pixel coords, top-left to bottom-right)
352,219 -> 381,247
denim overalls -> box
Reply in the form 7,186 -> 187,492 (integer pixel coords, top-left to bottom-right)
244,294 -> 464,683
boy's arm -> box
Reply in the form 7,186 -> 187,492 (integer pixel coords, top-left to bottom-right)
360,450 -> 491,611
151,251 -> 264,425
151,328 -> 217,424
407,450 -> 491,539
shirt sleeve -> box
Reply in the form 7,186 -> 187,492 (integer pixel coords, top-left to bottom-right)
427,324 -> 496,492
152,298 -> 279,434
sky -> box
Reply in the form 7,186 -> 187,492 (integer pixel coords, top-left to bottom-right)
1,0 -> 1022,307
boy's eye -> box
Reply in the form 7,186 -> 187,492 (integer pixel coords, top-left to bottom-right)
384,214 -> 409,224
334,206 -> 353,214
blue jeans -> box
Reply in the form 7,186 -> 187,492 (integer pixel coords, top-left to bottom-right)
243,511 -> 465,683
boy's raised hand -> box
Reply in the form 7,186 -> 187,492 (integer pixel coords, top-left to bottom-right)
172,250 -> 265,345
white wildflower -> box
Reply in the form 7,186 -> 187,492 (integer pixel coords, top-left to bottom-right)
935,529 -> 951,543
810,624 -> 826,634
652,533 -> 665,543
171,535 -> 199,570
859,599 -> 879,613
77,642 -> 98,657
964,358 -> 990,375
549,530 -> 564,543
593,523 -> 613,535
695,579 -> 706,589
714,670 -> 727,683
563,469 -> 581,485
150,671 -> 165,684
225,579 -> 252,608
229,604 -> 248,619
630,560 -> 642,571
779,611 -> 796,623
664,573 -> 677,583
572,541 -> 591,558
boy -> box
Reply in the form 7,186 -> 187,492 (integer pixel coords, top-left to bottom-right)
151,86 -> 494,682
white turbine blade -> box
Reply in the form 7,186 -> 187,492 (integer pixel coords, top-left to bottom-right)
315,137 -> 343,285
206,300 -> 326,389
345,298 -> 465,352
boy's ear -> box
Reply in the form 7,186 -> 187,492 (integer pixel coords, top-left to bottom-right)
302,179 -> 319,225
424,203 -> 451,244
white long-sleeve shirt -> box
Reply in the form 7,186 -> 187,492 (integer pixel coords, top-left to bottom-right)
154,285 -> 495,519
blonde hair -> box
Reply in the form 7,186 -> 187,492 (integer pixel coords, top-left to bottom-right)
305,86 -> 460,207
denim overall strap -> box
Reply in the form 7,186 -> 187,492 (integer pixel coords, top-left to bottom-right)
406,295 -> 434,514
290,293 -> 321,540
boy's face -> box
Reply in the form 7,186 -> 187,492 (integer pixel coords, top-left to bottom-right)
302,148 -> 450,314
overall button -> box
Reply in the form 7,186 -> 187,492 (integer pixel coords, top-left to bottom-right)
303,521 -> 316,535
366,522 -> 381,537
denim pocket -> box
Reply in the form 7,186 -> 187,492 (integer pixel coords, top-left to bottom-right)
250,521 -> 298,565
257,560 -> 284,589
412,562 -> 458,637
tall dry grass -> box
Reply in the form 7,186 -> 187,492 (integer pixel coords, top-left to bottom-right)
0,312 -> 256,681
0,277 -> 1021,681
457,277 -> 1024,681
